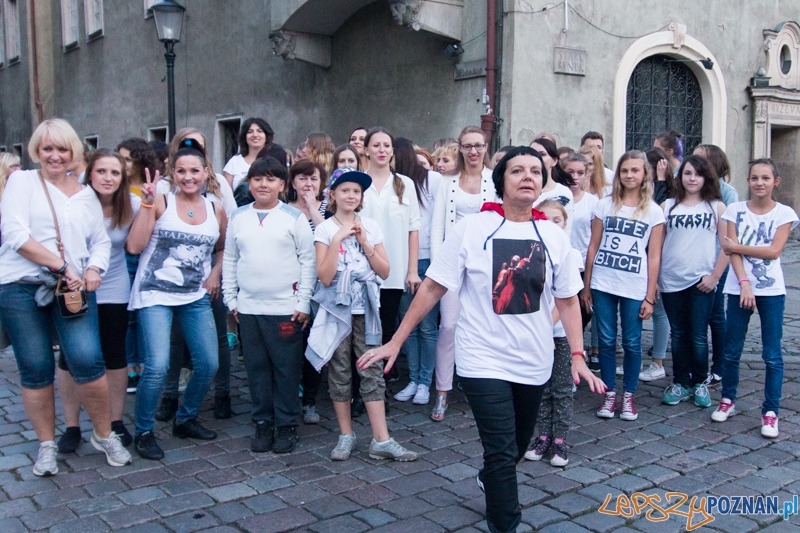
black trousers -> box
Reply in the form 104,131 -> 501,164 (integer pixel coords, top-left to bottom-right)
461,377 -> 544,533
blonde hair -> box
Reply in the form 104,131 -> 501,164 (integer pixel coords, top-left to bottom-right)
167,128 -> 222,198
612,150 -> 654,220
28,118 -> 83,167
306,132 -> 335,177
432,143 -> 460,176
578,144 -> 608,198
536,199 -> 568,223
456,126 -> 491,173
0,153 -> 21,199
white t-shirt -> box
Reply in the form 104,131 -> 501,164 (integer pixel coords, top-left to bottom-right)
314,216 -> 384,314
571,192 -> 599,266
589,197 -> 665,301
97,195 -> 141,304
659,199 -> 720,293
360,173 -> 421,290
426,210 -> 583,386
722,201 -> 799,296
223,154 -> 251,191
534,183 -> 574,237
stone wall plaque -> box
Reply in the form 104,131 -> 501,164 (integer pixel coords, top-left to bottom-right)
454,59 -> 487,81
553,47 -> 586,76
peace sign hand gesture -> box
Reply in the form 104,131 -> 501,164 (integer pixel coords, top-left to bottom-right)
142,168 -> 162,205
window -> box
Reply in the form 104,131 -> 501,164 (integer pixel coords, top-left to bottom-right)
625,54 -> 703,154
215,116 -> 242,171
61,0 -> 79,50
84,135 -> 98,152
12,144 -> 22,158
0,2 -> 6,68
84,0 -> 103,41
148,126 -> 168,143
144,0 -> 158,19
4,0 -> 20,63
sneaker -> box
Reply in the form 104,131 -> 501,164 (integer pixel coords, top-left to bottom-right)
524,436 -> 551,461
693,382 -> 712,408
214,395 -> 233,420
351,397 -> 366,418
178,368 -> 192,392
476,470 -> 485,493
596,391 -> 617,418
394,382 -> 418,402
173,418 -> 217,440
330,432 -> 356,461
639,362 -> 666,381
227,332 -> 238,349
126,372 -> 140,394
620,391 -> 638,421
588,354 -> 601,373
385,365 -> 400,383
134,431 -> 164,460
154,397 -> 179,422
111,421 -> 133,447
90,432 -> 132,467
33,441 -> 58,477
57,426 -> 81,453
368,438 -> 417,461
412,385 -> 430,405
549,441 -> 569,467
711,399 -> 736,422
761,411 -> 779,438
711,373 -> 722,383
303,405 -> 320,424
273,426 -> 299,453
251,422 -> 273,453
615,365 -> 624,376
662,383 -> 691,405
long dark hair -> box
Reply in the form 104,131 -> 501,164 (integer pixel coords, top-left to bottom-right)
645,146 -> 676,197
670,154 -> 721,215
365,126 -> 405,204
239,118 -> 275,157
394,138 -> 428,207
695,144 -> 731,183
86,149 -> 133,229
532,138 -> 575,187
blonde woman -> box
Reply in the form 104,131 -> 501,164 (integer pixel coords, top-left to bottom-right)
579,145 -> 610,198
432,143 -> 459,176
306,132 -> 335,177
0,153 -> 21,198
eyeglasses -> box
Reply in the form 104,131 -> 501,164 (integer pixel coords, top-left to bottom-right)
460,143 -> 487,152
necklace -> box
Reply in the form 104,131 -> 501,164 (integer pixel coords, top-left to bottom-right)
333,214 -> 355,226
182,197 -> 202,217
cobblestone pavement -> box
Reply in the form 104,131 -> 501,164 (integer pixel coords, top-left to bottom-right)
0,244 -> 799,532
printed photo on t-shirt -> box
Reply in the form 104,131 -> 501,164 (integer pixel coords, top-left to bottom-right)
140,230 -> 215,293
492,239 -> 546,315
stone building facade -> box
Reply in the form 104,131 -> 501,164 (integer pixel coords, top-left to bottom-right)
0,0 -> 797,207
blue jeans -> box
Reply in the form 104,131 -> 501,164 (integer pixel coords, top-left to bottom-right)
708,267 -> 730,375
650,296 -> 670,360
593,289 -> 643,393
398,259 -> 439,387
0,283 -> 105,387
662,285 -> 715,387
721,294 -> 784,414
134,296 -> 219,433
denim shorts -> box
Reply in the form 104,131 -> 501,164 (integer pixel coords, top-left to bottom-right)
0,282 -> 105,388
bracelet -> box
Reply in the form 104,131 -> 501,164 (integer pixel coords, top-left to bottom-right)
364,250 -> 375,258
86,266 -> 101,275
644,298 -> 655,305
49,260 -> 68,275
571,351 -> 585,357
140,201 -> 155,208
738,279 -> 750,285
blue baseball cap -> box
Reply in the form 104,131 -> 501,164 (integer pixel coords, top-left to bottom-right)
329,167 -> 372,191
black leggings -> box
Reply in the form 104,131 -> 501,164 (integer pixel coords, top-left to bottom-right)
58,303 -> 129,371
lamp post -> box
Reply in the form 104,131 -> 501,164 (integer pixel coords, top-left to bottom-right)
150,0 -> 185,141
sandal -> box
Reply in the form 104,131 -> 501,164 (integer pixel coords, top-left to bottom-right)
431,394 -> 448,422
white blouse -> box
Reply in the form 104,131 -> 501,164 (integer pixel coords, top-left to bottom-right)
0,170 -> 110,284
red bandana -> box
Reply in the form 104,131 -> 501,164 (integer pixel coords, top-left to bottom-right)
480,202 -> 548,221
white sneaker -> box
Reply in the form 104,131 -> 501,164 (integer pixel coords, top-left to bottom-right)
369,438 -> 417,461
412,385 -> 430,405
711,398 -> 736,422
615,365 -> 624,376
91,432 -> 132,467
639,362 -> 666,381
761,412 -> 779,438
331,432 -> 356,461
394,382 -> 418,402
33,441 -> 58,477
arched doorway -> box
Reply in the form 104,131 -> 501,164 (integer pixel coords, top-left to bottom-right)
625,55 -> 703,153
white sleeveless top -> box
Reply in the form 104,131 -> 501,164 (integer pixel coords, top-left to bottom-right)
659,199 -> 719,293
128,193 -> 220,310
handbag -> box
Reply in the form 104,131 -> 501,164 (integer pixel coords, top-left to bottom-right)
39,173 -> 89,318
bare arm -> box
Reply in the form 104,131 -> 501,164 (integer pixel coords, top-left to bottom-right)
223,172 -> 234,189
315,241 -> 340,287
406,230 -> 421,294
722,223 -> 793,261
640,223 -> 664,319
698,203 -> 730,293
555,295 -> 606,393
580,217 -> 603,311
126,195 -> 165,254
727,218 -> 755,309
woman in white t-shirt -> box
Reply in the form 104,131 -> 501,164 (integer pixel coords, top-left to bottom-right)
581,151 -> 665,422
531,138 -> 575,236
223,118 -> 273,190
429,126 -> 498,421
359,146 -> 604,533
658,155 -> 727,409
56,149 -> 141,452
712,159 -> 799,439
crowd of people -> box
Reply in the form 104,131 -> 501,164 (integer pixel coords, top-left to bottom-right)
0,117 -> 795,533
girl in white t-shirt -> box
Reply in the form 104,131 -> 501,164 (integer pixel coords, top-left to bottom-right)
658,155 -> 727,409
531,138 -> 575,236
581,151 -> 665,422
223,118 -> 272,190
712,159 -> 799,438
311,169 -> 417,462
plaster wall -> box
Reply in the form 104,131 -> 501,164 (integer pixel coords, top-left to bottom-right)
0,0 -> 32,164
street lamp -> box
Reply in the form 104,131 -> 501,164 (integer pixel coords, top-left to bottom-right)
150,0 -> 186,141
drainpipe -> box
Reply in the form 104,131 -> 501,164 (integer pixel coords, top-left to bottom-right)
481,0 -> 501,150
30,0 -> 44,123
